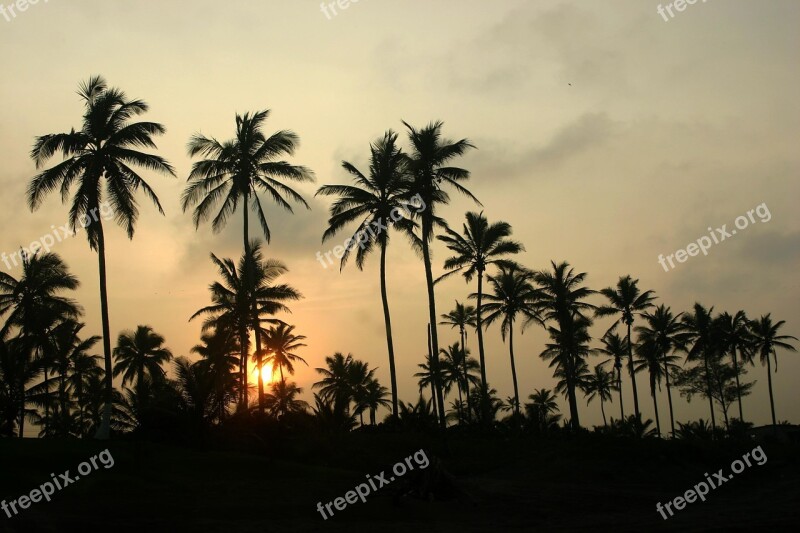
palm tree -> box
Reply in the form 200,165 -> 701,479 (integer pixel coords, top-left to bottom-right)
480,263 -> 540,418
183,110 -> 313,417
261,323 -> 308,384
535,261 -> 596,429
634,341 -> 667,437
404,120 -> 477,428
65,348 -> 103,437
594,332 -> 629,421
313,353 -> 355,404
636,305 -> 686,437
361,379 -> 391,425
113,326 -> 172,408
717,311 -> 753,422
29,76 -> 175,438
595,276 -> 656,421
191,327 -> 240,422
439,301 -> 477,417
414,351 -> 449,419
316,131 -> 414,417
264,380 -> 310,420
0,251 -> 81,435
525,388 -> 561,433
437,212 -> 523,397
173,357 -> 215,433
681,303 -> 719,432
583,364 -> 616,427
49,320 -> 100,433
749,314 -> 797,427
439,343 -> 477,423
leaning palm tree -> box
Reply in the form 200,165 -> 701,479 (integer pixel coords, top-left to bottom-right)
479,263 -> 540,418
594,332 -> 629,421
316,131 -> 414,417
183,110 -> 313,417
749,314 -> 797,427
29,76 -> 175,438
0,252 -> 82,435
583,364 -> 616,427
437,212 -> 523,398
717,311 -> 754,423
595,276 -> 656,421
113,326 -> 173,406
404,120 -> 477,428
635,305 -> 685,437
261,323 -> 308,384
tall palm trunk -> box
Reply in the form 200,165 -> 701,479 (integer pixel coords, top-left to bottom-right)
766,351 -> 776,426
600,396 -> 607,427
508,324 -> 520,418
460,326 -> 471,422
732,344 -> 744,422
255,341 -> 264,414
43,364 -> 50,435
476,272 -> 487,390
94,221 -> 113,440
617,362 -> 624,421
421,221 -> 445,428
627,321 -> 640,418
379,241 -> 399,417
242,199 -> 252,411
663,353 -> 675,437
703,353 -> 717,432
651,382 -> 661,437
567,377 -> 580,430
427,324 -> 438,418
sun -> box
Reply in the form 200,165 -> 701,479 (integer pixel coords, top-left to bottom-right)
251,363 -> 275,384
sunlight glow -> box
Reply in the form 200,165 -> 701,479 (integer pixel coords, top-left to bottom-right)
251,362 -> 275,384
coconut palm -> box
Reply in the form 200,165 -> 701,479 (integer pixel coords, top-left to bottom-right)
634,341 -> 668,437
717,311 -> 754,422
261,323 -> 308,384
29,76 -> 175,438
313,353 -> 355,404
437,212 -> 523,397
439,343 -> 480,423
65,348 -> 103,437
404,120 -> 477,428
439,301 -> 477,417
535,261 -> 595,429
183,110 -> 313,417
191,327 -> 240,422
316,131 -> 414,417
594,332 -> 629,421
113,326 -> 172,406
414,351 -> 448,419
360,379 -> 391,426
49,320 -> 100,434
748,314 -> 797,427
173,357 -> 215,432
595,276 -> 656,421
525,388 -> 561,433
681,303 -> 719,432
635,305 -> 686,437
479,263 -> 540,418
264,380 -> 310,420
583,364 -> 616,427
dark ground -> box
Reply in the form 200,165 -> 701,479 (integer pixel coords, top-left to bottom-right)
1,431 -> 798,532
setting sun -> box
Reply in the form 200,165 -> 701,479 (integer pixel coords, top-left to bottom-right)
251,363 -> 275,384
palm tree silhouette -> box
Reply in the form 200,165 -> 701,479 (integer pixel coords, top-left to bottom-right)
636,305 -> 685,437
191,327 -> 240,422
404,120 -> 477,428
264,380 -> 310,419
440,301 -> 478,420
29,76 -> 175,438
414,351 -> 449,419
183,110 -> 313,415
439,343 -> 479,423
0,251 -> 81,436
437,212 -> 523,398
717,310 -> 754,423
535,261 -> 595,429
113,325 -> 172,407
681,303 -> 720,432
595,276 -> 656,422
480,263 -> 540,418
313,352 -> 355,403
749,314 -> 797,427
594,332 -> 629,421
261,323 -> 308,384
634,341 -> 667,437
583,364 -> 616,427
525,388 -> 561,433
361,379 -> 391,426
316,131 -> 414,417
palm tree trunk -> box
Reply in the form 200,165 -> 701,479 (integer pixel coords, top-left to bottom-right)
255,327 -> 265,414
663,353 -> 675,437
476,272 -> 487,391
567,379 -> 580,430
766,352 -> 776,427
18,380 -> 25,438
617,364 -> 624,420
600,397 -> 607,426
421,227 -> 445,429
627,321 -> 640,419
427,324 -> 438,418
703,353 -> 717,432
241,199 -> 251,411
379,242 -> 399,418
732,345 -> 744,422
652,382 -> 661,437
460,327 -> 471,422
94,221 -> 113,440
43,365 -> 50,435
508,324 -> 520,419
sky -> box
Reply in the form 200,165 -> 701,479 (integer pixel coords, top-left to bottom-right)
1,0 -> 799,433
